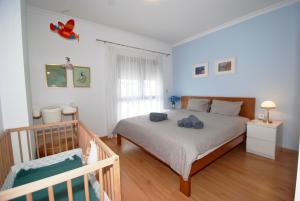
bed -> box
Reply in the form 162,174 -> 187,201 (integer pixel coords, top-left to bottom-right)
0,120 -> 121,201
114,96 -> 255,197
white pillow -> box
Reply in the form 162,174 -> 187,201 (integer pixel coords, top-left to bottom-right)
187,99 -> 210,112
210,100 -> 243,116
87,141 -> 98,165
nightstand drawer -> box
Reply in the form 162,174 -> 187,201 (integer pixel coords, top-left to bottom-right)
247,124 -> 276,142
246,137 -> 276,159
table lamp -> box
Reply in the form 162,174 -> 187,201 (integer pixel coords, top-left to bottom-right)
260,101 -> 276,124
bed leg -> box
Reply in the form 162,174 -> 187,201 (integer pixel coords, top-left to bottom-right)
117,134 -> 122,145
180,176 -> 191,197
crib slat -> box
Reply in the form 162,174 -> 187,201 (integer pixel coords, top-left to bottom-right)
113,160 -> 121,201
107,167 -> 112,199
102,149 -> 106,160
58,127 -> 62,153
1,134 -> 8,180
34,129 -> 40,158
48,186 -> 55,201
67,180 -> 73,201
42,129 -> 47,157
104,168 -> 108,197
99,149 -> 103,160
84,174 -> 90,201
84,130 -> 87,156
7,133 -> 14,167
100,149 -> 104,160
98,169 -> 104,201
18,131 -> 24,163
71,125 -> 75,149
26,130 -> 32,161
5,134 -> 9,172
50,127 -> 54,155
64,124 -> 68,151
26,193 -> 33,201
110,165 -> 115,201
98,148 -> 101,161
6,133 -> 12,173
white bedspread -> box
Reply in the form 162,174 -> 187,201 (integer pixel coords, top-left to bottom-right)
113,109 -> 248,180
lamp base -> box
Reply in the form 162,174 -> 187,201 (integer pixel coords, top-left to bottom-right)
264,109 -> 273,124
263,119 -> 273,124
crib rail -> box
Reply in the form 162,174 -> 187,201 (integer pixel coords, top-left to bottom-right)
0,120 -> 121,201
7,120 -> 79,161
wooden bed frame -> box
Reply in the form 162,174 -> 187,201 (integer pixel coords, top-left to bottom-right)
117,96 -> 255,197
0,120 -> 121,201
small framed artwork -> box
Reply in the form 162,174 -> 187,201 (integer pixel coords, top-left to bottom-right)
193,63 -> 208,78
73,66 -> 91,87
215,57 -> 236,75
45,64 -> 67,87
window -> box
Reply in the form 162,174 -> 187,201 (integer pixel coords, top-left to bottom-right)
116,55 -> 163,119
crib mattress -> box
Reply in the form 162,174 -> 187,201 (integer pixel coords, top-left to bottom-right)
11,155 -> 98,201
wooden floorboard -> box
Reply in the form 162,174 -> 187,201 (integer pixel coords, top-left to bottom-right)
102,137 -> 298,201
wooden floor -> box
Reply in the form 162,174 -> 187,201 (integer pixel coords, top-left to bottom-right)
103,137 -> 298,201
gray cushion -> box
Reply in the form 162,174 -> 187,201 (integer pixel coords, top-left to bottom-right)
187,99 -> 210,112
210,100 -> 243,116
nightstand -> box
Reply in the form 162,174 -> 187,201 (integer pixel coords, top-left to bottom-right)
246,119 -> 283,160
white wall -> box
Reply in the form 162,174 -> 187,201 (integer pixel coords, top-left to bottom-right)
26,6 -> 172,136
21,0 -> 33,127
0,0 -> 32,163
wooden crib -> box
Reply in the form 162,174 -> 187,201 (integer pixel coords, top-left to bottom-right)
0,120 -> 121,201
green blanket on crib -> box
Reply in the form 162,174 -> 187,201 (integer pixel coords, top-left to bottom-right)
12,155 -> 99,201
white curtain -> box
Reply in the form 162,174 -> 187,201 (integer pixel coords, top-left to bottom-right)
105,46 -> 164,135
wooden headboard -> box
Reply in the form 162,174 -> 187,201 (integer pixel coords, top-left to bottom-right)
181,96 -> 256,120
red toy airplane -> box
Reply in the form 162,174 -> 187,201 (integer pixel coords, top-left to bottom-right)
50,19 -> 79,41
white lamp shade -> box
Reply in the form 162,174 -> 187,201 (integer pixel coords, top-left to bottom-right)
261,101 -> 276,109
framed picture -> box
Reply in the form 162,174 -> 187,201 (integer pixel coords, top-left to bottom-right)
45,65 -> 67,87
193,63 -> 208,77
215,57 -> 236,75
73,66 -> 91,87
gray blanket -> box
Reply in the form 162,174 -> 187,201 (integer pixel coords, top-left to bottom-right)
113,109 -> 248,181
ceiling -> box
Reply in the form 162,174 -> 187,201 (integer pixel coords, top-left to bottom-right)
27,0 -> 290,44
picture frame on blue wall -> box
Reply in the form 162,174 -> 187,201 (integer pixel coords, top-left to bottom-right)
193,63 -> 208,78
215,57 -> 236,75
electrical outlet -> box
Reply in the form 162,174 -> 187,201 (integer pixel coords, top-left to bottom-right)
257,113 -> 265,120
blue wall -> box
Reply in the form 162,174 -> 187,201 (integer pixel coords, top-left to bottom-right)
172,3 -> 300,150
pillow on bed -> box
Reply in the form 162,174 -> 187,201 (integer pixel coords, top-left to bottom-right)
187,99 -> 210,112
210,100 -> 243,116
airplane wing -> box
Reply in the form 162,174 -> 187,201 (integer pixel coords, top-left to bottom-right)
63,19 -> 75,32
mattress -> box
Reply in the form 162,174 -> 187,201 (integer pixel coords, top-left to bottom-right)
113,109 -> 248,180
196,134 -> 241,160
1,149 -> 110,201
